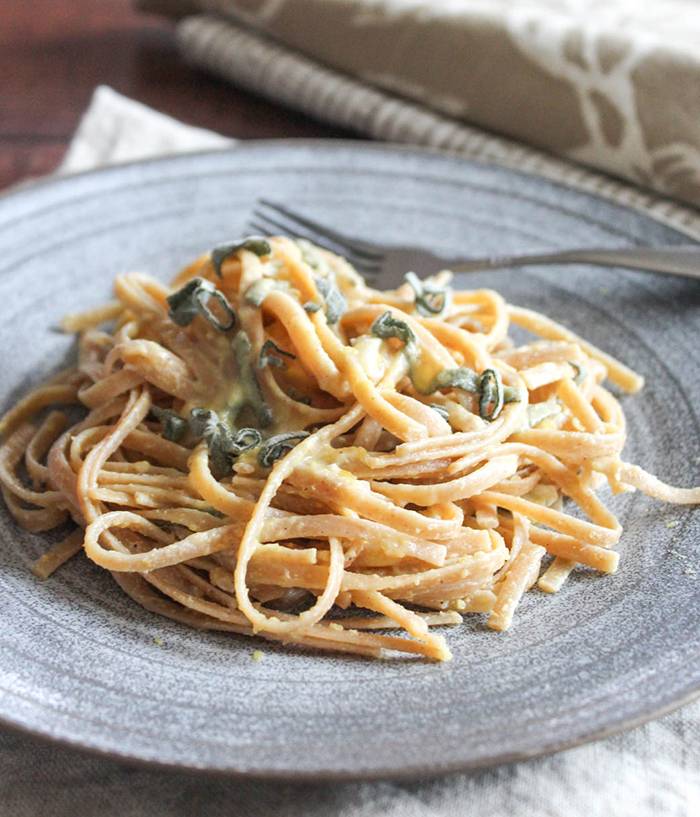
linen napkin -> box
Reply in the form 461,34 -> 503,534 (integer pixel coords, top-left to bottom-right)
0,85 -> 699,817
57,85 -> 231,174
139,0 -> 700,209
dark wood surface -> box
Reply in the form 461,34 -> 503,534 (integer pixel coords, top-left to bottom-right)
0,0 -> 347,190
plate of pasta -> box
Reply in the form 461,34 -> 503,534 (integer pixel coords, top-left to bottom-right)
0,142 -> 699,778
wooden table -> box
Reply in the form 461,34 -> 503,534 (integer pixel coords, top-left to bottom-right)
0,0 -> 347,190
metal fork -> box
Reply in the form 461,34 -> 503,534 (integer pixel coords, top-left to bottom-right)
249,199 -> 700,289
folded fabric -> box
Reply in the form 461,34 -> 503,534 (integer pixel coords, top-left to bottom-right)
138,0 -> 700,208
58,85 -> 231,175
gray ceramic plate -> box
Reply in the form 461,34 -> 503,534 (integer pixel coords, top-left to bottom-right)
1,142 -> 699,779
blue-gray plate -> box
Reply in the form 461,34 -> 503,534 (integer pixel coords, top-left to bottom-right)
1,142 -> 699,779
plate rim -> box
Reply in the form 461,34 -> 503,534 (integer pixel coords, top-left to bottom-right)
1,139 -> 699,780
2,681 -> 699,782
4,138 -> 700,243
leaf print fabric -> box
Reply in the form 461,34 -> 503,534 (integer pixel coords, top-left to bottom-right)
139,0 -> 700,206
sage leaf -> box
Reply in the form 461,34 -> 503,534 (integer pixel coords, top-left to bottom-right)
259,431 -> 310,468
211,237 -> 272,277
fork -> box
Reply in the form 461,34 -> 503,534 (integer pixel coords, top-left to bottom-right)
248,199 -> 700,290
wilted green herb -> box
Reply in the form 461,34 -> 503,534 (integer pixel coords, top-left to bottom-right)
303,301 -> 322,313
426,367 -> 480,394
189,412 -> 265,475
478,369 -> 504,421
370,311 -> 419,359
167,278 -> 235,331
259,431 -> 310,468
569,361 -> 588,386
430,403 -> 450,422
211,237 -> 272,277
189,407 -> 219,439
527,400 -> 562,427
232,427 -> 263,451
232,331 -> 273,428
151,406 -> 187,442
259,340 -> 296,371
405,272 -> 453,318
189,408 -> 238,476
245,278 -> 276,307
423,367 -> 518,421
314,275 -> 347,324
298,238 -> 325,270
370,311 -> 518,421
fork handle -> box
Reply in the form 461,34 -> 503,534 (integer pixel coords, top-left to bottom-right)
449,246 -> 700,279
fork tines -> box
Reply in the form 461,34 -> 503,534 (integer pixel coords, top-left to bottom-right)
249,200 -> 384,277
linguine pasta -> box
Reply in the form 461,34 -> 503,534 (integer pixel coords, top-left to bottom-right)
1,236 -> 698,661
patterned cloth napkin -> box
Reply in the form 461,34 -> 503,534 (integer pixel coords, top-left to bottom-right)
0,84 -> 699,817
139,0 -> 700,208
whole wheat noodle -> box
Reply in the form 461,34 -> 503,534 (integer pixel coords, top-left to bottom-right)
1,236 -> 698,661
